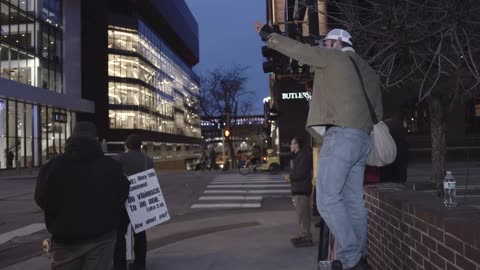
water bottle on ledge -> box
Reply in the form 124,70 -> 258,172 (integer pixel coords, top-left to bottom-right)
443,171 -> 457,207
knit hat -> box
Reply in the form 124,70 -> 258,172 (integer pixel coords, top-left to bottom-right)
125,134 -> 142,150
72,121 -> 97,139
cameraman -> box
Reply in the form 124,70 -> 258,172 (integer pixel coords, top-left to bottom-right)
254,22 -> 382,270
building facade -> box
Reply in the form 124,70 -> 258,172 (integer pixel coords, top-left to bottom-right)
264,0 -> 480,163
79,0 -> 201,162
0,0 -> 201,170
201,115 -> 266,153
0,0 -> 93,170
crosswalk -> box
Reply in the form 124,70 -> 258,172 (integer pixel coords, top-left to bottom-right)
190,174 -> 291,209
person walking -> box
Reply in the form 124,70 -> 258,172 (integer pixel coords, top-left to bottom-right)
209,145 -> 216,170
35,121 -> 130,270
113,134 -> 154,270
7,150 -> 13,168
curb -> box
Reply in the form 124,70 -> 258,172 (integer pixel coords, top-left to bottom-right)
0,175 -> 37,181
147,221 -> 260,251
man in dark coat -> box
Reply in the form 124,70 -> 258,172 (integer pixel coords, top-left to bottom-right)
7,150 -> 14,168
209,146 -> 216,170
35,121 -> 130,270
287,137 -> 313,247
113,134 -> 154,270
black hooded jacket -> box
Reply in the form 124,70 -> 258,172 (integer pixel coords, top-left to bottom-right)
35,136 -> 130,244
289,147 -> 313,196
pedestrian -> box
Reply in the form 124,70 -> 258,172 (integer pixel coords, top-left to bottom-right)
199,148 -> 207,171
209,145 -> 216,170
101,138 -> 108,153
113,134 -> 154,270
255,22 -> 382,270
287,137 -> 313,247
34,121 -> 130,270
6,150 -> 13,168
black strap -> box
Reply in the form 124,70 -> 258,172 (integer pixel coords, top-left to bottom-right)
348,56 -> 378,124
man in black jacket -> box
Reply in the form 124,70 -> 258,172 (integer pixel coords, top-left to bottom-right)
287,137 -> 313,247
114,134 -> 154,270
35,121 -> 130,270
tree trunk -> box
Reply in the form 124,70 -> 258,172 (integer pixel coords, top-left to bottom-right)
429,96 -> 447,195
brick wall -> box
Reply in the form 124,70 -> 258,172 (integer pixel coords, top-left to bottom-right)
365,185 -> 480,270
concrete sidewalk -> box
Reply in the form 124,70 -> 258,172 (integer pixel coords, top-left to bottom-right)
0,168 -> 38,180
2,211 -> 320,270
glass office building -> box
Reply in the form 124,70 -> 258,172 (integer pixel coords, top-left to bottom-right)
1,0 -> 202,169
0,0 -> 63,92
0,0 -> 93,169
0,98 -> 72,168
107,21 -> 200,138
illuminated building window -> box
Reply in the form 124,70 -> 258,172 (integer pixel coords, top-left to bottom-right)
107,22 -> 200,138
0,0 -> 63,93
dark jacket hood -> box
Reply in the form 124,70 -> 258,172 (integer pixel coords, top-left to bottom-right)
64,136 -> 103,160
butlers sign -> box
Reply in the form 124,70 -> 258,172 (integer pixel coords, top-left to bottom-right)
281,92 -> 311,101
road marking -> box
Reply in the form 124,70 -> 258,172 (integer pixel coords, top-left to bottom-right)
191,203 -> 261,208
208,184 -> 289,188
199,196 -> 262,200
212,181 -> 284,184
213,176 -> 283,180
458,185 -> 480,189
0,223 -> 46,245
204,189 -> 290,194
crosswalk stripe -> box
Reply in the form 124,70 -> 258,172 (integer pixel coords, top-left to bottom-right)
0,223 -> 46,245
199,196 -> 262,200
213,177 -> 283,180
190,174 -> 291,209
212,180 -> 284,184
458,185 -> 480,189
191,203 -> 261,208
204,189 -> 290,194
208,184 -> 290,188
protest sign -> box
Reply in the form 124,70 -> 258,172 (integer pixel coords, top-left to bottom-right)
126,168 -> 170,233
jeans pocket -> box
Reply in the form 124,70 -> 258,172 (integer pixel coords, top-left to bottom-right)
330,131 -> 365,163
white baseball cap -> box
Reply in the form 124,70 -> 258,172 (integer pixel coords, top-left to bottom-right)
324,29 -> 353,46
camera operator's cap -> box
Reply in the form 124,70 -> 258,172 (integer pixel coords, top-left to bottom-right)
324,29 -> 353,45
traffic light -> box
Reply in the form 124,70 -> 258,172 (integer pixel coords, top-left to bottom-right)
224,129 -> 230,138
261,46 -> 289,74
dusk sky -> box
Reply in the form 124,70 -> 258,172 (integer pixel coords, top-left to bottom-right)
185,0 -> 269,114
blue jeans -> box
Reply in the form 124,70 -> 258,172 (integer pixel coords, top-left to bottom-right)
316,127 -> 371,268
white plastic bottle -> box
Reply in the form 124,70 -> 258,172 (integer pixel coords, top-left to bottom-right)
443,171 -> 457,207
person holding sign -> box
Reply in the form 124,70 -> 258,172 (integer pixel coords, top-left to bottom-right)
113,134 -> 154,270
35,122 -> 130,270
